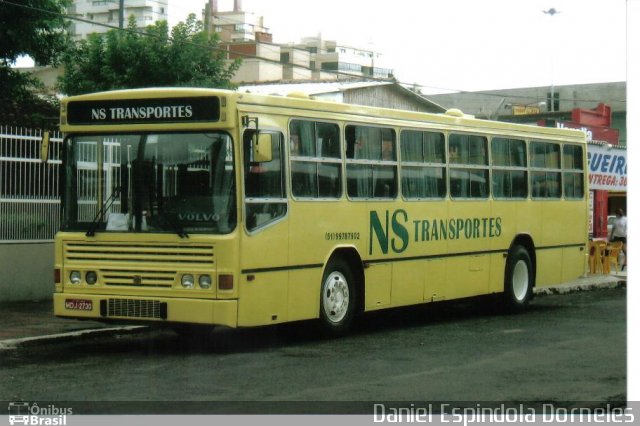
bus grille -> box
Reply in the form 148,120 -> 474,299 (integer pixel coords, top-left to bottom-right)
63,241 -> 214,289
101,269 -> 175,288
64,241 -> 215,265
104,299 -> 166,319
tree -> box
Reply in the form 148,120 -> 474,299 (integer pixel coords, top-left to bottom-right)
0,0 -> 71,127
59,14 -> 241,96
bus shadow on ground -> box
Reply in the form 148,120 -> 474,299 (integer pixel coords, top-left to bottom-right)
5,293 -> 566,360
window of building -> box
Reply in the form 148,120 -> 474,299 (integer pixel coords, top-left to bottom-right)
346,125 -> 397,199
289,120 -> 342,199
530,141 -> 561,198
339,62 -> 362,73
563,144 -> 584,199
400,130 -> 446,199
546,92 -> 560,112
448,134 -> 489,199
321,62 -> 338,71
491,137 -> 527,198
235,23 -> 253,34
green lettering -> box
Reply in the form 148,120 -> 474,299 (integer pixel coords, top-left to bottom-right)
440,220 -> 448,240
495,217 -> 502,237
473,218 -> 481,238
392,209 -> 409,253
464,219 -> 473,239
449,219 -> 457,239
413,220 -> 420,242
456,219 -> 464,239
369,210 -> 389,255
431,219 -> 440,241
422,220 -> 430,242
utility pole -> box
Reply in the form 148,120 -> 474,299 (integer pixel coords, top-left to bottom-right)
543,8 -> 559,112
119,0 -> 125,29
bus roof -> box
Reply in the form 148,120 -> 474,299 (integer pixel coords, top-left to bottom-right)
60,87 -> 586,142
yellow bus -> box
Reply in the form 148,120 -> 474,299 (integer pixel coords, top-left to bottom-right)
50,88 -> 588,336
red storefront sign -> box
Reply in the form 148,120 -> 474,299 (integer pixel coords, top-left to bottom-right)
555,121 -> 620,145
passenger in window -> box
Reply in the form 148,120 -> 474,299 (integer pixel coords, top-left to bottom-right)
354,135 -> 366,159
532,178 -> 545,197
374,182 -> 389,198
382,138 -> 394,161
449,145 -> 459,163
290,133 -> 301,156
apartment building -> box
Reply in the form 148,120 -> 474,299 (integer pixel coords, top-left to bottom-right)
68,0 -> 169,40
203,0 -> 393,83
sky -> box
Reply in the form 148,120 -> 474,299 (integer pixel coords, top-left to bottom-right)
168,0 -> 629,94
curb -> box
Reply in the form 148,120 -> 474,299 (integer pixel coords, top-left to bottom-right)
0,325 -> 147,351
534,277 -> 626,296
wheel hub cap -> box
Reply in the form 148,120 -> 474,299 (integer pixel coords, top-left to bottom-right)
323,272 -> 349,323
513,260 -> 529,301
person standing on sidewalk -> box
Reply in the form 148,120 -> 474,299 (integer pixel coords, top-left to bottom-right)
609,208 -> 627,270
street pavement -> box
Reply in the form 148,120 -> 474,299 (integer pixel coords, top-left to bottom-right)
0,271 -> 627,349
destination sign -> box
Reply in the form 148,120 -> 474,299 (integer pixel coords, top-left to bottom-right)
67,96 -> 221,125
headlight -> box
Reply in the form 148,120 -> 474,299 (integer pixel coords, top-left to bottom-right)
70,271 -> 81,284
86,271 -> 97,285
181,274 -> 195,288
199,275 -> 212,289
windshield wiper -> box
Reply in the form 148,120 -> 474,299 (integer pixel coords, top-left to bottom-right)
159,214 -> 189,239
86,187 -> 121,237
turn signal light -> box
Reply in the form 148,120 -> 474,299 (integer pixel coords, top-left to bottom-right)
218,274 -> 234,290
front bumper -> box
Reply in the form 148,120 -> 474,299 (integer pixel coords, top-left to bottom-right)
54,293 -> 238,327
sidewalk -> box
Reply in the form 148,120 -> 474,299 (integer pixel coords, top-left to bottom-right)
0,271 -> 627,347
534,270 -> 627,295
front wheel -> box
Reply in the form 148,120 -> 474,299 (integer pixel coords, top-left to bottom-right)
503,245 -> 534,313
319,258 -> 357,336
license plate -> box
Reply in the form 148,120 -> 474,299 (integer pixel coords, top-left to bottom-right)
65,298 -> 93,311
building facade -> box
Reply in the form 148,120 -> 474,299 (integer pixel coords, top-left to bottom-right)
426,82 -> 626,145
427,81 -> 627,238
203,0 -> 393,84
238,81 -> 445,113
68,0 -> 169,40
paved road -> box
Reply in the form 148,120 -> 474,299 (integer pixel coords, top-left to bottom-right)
0,288 -> 625,414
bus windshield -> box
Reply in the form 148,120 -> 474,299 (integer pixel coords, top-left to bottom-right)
61,132 -> 236,235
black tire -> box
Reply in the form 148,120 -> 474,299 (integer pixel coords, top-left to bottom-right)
318,257 -> 357,336
503,245 -> 534,313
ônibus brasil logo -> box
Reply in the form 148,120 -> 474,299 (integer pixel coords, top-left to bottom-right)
7,402 -> 71,425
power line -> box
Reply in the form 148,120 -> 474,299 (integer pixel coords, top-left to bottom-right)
0,0 -> 626,106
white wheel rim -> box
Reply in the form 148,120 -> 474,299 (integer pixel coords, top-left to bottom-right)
512,260 -> 529,302
322,271 -> 350,323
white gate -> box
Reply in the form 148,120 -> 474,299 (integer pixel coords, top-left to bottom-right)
0,125 -> 62,242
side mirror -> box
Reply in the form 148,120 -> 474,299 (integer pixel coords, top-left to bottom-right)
252,133 -> 273,163
40,131 -> 51,163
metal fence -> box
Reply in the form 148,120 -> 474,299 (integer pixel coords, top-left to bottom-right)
0,125 -> 62,242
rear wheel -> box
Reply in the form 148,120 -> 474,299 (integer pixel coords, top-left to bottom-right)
503,245 -> 533,312
319,258 -> 357,336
